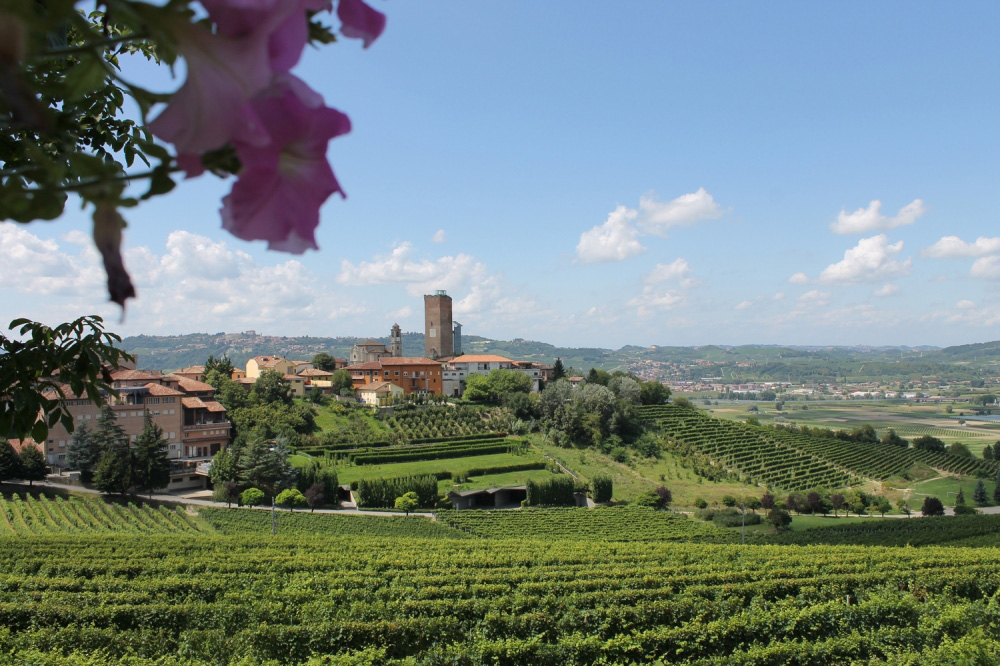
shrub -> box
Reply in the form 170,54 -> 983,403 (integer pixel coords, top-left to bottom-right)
525,476 -> 576,506
694,497 -> 708,509
241,488 -> 265,507
922,496 -> 945,516
634,491 -> 659,508
276,488 -> 307,510
591,475 -> 613,503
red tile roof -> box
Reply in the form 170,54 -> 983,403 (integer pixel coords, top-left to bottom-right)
450,354 -> 513,364
379,357 -> 440,366
297,368 -> 333,377
181,397 -> 207,409
111,369 -> 161,381
144,383 -> 184,396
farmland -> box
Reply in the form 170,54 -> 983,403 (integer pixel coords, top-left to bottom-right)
3,534 -> 1000,663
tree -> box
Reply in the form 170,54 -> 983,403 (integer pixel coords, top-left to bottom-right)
767,508 -> 792,531
209,449 -> 238,487
394,491 -> 418,515
980,394 -> 998,406
485,368 -> 532,402
760,493 -> 775,511
552,358 -> 566,381
276,488 -> 307,511
330,369 -> 355,394
722,495 -> 737,508
250,370 -> 292,405
212,481 -> 241,508
881,428 -> 909,448
204,355 -> 234,378
897,499 -> 912,517
608,376 -> 641,404
0,442 -> 22,482
654,486 -> 672,510
693,497 -> 708,509
462,373 -> 491,402
913,435 -> 946,453
91,406 -> 131,495
18,445 -> 48,487
93,445 -> 132,496
0,316 -> 132,443
984,446 -> 995,461
874,497 -> 892,517
312,353 -> 338,372
639,381 -> 671,406
241,488 -> 266,507
305,483 -> 326,512
66,423 -> 101,482
830,493 -> 845,517
133,411 -> 171,498
947,442 -> 972,458
973,480 -> 989,506
921,496 -> 945,516
955,488 -> 966,507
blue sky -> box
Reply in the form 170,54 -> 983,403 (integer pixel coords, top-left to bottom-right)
3,1 -> 1000,348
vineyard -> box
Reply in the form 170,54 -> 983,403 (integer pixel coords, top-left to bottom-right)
641,404 -> 997,490
2,535 -> 1000,663
200,507 -> 470,539
383,405 -> 493,440
762,513 -> 1000,547
0,493 -> 208,535
437,506 -> 737,543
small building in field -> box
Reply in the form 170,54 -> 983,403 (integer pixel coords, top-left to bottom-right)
448,486 -> 527,510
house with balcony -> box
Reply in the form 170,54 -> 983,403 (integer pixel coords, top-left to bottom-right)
442,354 -> 544,397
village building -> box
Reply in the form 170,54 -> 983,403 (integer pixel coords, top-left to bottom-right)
345,356 -> 443,395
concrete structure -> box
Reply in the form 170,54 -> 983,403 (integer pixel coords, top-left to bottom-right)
448,486 -> 527,509
442,354 -> 543,397
350,324 -> 404,363
43,369 -> 232,490
452,322 -> 462,357
345,357 -> 443,395
424,290 -> 453,359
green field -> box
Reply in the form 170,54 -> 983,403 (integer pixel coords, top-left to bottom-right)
3,534 -> 1000,663
333,450 -> 547,485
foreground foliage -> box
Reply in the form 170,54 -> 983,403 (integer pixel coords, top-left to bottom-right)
2,536 -> 1000,663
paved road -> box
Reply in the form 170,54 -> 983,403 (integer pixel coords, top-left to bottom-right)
3,478 -> 436,519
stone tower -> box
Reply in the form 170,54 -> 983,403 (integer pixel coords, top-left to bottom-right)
424,290 -> 453,359
390,323 -> 402,357
453,321 -> 462,357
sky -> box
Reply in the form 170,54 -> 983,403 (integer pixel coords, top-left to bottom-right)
3,2 -> 1000,349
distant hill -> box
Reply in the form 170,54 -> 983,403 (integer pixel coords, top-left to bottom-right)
121,332 -> 998,383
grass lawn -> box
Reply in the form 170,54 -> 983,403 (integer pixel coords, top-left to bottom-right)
906,475 -> 998,510
440,468 -> 558,495
333,451 -> 546,485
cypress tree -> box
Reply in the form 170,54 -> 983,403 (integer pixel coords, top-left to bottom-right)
973,479 -> 989,506
133,410 -> 170,498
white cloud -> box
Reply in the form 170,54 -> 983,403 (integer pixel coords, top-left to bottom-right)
0,223 -> 103,297
773,292 -> 785,300
956,299 -> 976,310
797,290 -> 831,308
388,306 -> 413,320
830,199 -> 925,235
818,235 -> 911,284
788,272 -> 809,284
575,205 -> 645,264
644,258 -> 692,284
735,300 -> 752,310
431,229 -> 446,243
159,231 -> 248,281
874,283 -> 899,297
971,256 -> 1000,280
637,187 -> 723,236
922,235 -> 1000,259
337,242 -> 486,295
629,288 -> 684,317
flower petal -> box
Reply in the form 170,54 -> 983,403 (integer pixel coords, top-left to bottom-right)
337,0 -> 385,48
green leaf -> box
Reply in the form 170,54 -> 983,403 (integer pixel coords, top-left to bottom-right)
141,166 -> 176,200
31,420 -> 49,443
64,53 -> 110,99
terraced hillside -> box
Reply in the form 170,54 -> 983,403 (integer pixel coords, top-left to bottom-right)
3,535 -> 1000,663
641,404 -> 998,490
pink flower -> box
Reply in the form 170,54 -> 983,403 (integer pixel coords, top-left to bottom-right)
200,0 -> 330,72
149,18 -> 273,155
337,0 -> 386,48
221,77 -> 350,253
